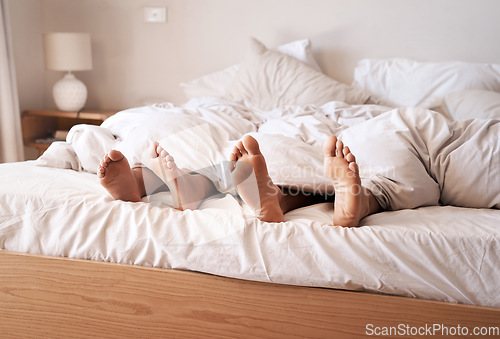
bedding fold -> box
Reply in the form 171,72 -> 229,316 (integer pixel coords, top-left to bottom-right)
35,101 -> 500,211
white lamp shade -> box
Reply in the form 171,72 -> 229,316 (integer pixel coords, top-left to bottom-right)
43,32 -> 92,71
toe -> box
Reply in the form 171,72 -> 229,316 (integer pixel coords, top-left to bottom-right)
150,141 -> 159,158
97,165 -> 106,178
156,145 -> 164,156
232,145 -> 242,159
236,140 -> 247,155
160,149 -> 169,158
229,151 -> 237,162
166,160 -> 178,170
346,152 -> 356,163
343,146 -> 350,157
323,136 -> 337,157
349,162 -> 359,174
336,140 -> 344,158
242,135 -> 261,155
108,150 -> 124,162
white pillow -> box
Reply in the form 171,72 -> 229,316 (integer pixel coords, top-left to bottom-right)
354,58 -> 500,108
442,89 -> 500,120
180,39 -> 321,99
224,38 -> 370,110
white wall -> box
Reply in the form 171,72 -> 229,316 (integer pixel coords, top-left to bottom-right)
10,0 -> 500,111
8,0 -> 44,113
8,0 -> 45,160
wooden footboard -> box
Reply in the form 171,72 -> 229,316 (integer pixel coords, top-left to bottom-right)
1,251 -> 498,338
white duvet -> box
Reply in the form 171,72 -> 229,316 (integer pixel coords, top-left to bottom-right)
1,97 -> 499,307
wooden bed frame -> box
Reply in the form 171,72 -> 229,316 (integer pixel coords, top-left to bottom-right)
1,251 -> 499,338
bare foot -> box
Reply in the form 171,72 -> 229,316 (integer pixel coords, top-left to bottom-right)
98,150 -> 142,202
149,141 -> 215,210
230,135 -> 284,222
323,136 -> 379,227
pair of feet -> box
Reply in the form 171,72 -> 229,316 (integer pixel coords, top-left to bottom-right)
98,141 -> 209,210
228,135 -> 376,226
98,135 -> 376,227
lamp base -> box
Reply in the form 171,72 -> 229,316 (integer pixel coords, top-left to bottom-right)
53,72 -> 87,111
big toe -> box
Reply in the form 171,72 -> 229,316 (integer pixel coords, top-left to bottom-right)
323,136 -> 338,157
150,141 -> 160,158
108,149 -> 125,162
242,135 -> 261,155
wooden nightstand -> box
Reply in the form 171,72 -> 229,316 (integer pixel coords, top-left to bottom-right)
22,109 -> 117,156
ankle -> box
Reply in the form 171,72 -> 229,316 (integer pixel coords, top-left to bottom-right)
365,188 -> 381,215
132,167 -> 147,197
260,205 -> 284,222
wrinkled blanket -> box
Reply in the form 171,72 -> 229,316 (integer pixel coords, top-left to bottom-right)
38,98 -> 500,211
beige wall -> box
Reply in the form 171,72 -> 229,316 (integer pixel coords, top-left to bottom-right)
9,0 -> 500,111
8,0 -> 44,113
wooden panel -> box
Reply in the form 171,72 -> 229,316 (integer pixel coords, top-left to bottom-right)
0,251 -> 498,338
25,110 -> 116,121
56,117 -> 105,131
21,110 -> 117,157
21,115 -> 57,143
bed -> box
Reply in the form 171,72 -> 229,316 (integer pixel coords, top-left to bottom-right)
2,37 -> 500,337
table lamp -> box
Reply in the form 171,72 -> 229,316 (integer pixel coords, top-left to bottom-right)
43,32 -> 92,112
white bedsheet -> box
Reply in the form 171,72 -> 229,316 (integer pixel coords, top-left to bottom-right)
0,161 -> 499,307
2,99 -> 499,307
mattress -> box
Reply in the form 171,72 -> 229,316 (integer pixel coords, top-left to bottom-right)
1,160 -> 499,307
